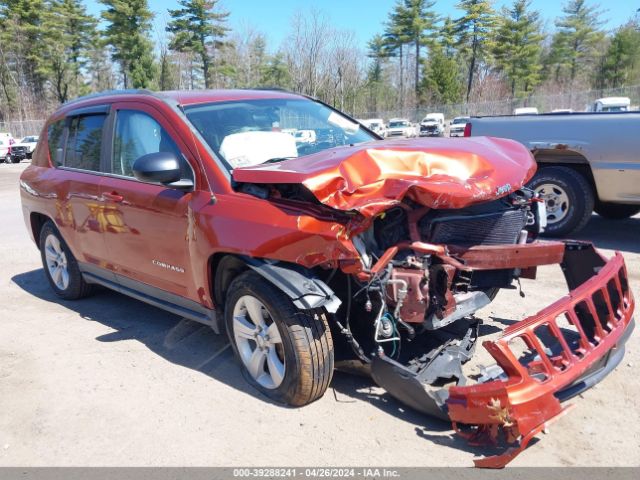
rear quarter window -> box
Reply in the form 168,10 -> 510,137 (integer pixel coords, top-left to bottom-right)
47,120 -> 65,167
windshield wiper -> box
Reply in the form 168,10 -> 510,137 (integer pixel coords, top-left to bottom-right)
262,156 -> 296,164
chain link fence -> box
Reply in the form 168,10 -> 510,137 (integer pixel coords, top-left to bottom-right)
0,119 -> 45,140
354,85 -> 640,122
2,84 -> 639,138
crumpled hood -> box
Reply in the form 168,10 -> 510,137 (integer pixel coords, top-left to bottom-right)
232,136 -> 537,217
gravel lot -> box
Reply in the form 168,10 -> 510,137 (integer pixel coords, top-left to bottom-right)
1,161 -> 638,467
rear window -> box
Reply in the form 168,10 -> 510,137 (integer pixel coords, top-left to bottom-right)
64,114 -> 106,171
47,121 -> 65,167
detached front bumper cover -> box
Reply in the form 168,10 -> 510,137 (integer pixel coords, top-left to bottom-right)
372,241 -> 634,468
448,242 -> 635,468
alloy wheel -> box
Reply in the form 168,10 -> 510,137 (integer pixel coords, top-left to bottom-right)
44,234 -> 70,290
232,295 -> 286,389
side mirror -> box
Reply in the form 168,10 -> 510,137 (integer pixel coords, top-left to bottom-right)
132,152 -> 193,190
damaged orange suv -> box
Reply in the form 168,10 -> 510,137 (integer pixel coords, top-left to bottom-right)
20,89 -> 634,467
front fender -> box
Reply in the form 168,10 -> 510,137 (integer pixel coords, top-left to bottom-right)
243,256 -> 341,313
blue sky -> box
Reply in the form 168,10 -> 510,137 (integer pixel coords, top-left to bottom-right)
85,0 -> 639,51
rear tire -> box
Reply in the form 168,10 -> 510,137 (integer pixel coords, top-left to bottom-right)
527,166 -> 594,237
40,221 -> 93,300
225,271 -> 334,406
594,202 -> 640,220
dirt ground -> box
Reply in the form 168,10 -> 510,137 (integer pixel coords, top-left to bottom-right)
0,161 -> 638,467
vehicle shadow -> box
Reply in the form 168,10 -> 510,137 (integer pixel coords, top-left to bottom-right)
11,268 -> 271,404
328,371 -> 500,458
574,214 -> 640,254
12,268 -> 508,460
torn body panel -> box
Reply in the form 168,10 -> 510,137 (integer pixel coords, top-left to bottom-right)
233,136 -> 537,217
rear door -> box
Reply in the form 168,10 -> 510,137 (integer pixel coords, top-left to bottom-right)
99,101 -> 198,300
52,107 -> 112,269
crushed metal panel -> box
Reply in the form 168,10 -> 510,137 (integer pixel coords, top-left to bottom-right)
232,136 -> 537,217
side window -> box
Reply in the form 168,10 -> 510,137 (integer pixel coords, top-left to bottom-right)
112,110 -> 191,179
64,114 -> 106,171
47,120 -> 66,167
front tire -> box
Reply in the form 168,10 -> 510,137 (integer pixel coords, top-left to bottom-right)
40,221 -> 93,300
4,155 -> 11,164
594,202 -> 640,220
527,166 -> 594,237
225,271 -> 334,406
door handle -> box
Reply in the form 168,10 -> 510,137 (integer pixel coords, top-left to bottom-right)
103,191 -> 124,203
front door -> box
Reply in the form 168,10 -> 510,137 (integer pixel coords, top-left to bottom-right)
99,102 -> 197,300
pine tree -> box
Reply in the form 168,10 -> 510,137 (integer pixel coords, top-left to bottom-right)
548,0 -> 604,86
420,19 -> 464,105
421,44 -> 464,104
401,0 -> 439,97
454,0 -> 496,102
597,22 -> 640,88
100,0 -> 157,89
42,0 -> 98,102
492,0 -> 543,97
365,34 -> 391,112
158,45 -> 179,91
0,0 -> 48,96
440,16 -> 458,57
167,0 -> 229,89
261,53 -> 291,88
384,1 -> 411,105
367,34 -> 389,84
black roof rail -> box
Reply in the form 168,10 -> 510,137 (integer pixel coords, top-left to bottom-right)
249,86 -> 296,93
62,89 -> 156,107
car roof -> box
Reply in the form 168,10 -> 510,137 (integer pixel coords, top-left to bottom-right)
59,88 -> 305,112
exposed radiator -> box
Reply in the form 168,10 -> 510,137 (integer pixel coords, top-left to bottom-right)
423,209 -> 527,246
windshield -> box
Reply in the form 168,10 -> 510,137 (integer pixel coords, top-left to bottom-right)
389,121 -> 408,128
452,118 -> 468,124
184,98 -> 377,170
21,136 -> 37,143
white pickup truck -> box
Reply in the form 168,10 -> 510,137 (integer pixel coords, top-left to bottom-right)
466,111 -> 640,236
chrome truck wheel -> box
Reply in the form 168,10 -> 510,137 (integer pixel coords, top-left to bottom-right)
526,166 -> 594,237
534,183 -> 570,225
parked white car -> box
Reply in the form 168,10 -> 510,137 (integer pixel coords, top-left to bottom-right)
514,107 -> 539,115
358,118 -> 387,137
293,130 -> 316,144
419,113 -> 445,137
0,138 -> 10,163
448,116 -> 470,137
386,118 -> 416,138
12,135 -> 39,158
588,97 -> 630,112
